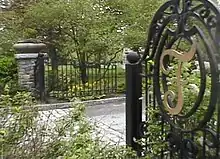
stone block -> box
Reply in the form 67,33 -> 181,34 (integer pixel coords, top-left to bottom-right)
22,74 -> 31,80
15,53 -> 39,60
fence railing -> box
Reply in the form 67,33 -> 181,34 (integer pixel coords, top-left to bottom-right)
34,57 -> 124,102
45,61 -> 118,100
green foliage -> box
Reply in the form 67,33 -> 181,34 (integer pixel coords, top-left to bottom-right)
40,103 -> 135,159
21,0 -> 124,62
0,56 -> 18,93
0,0 -> 165,96
108,0 -> 165,50
1,0 -> 165,61
0,86 -> 37,158
1,87 -> 135,158
0,56 -> 17,82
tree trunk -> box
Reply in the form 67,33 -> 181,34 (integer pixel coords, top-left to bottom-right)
50,46 -> 58,72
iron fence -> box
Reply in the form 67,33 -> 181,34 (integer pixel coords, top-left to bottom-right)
44,61 -> 119,100
34,56 -> 125,102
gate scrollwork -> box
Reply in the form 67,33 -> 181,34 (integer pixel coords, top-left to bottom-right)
139,0 -> 220,158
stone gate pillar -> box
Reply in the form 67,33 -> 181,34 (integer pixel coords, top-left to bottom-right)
13,39 -> 46,93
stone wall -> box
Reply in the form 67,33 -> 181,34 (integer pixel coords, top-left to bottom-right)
15,53 -> 38,92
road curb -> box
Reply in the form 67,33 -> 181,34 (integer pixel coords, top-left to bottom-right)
33,96 -> 126,111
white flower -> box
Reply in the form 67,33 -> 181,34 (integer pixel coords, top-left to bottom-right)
188,84 -> 199,93
167,82 -> 172,85
192,69 -> 200,75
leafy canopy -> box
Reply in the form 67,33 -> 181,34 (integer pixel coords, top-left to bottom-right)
1,0 -> 165,61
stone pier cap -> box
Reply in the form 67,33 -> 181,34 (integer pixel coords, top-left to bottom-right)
13,39 -> 46,53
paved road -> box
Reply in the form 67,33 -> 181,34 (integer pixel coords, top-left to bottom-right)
38,99 -> 127,145
38,98 -> 146,145
86,99 -> 145,145
86,101 -> 126,145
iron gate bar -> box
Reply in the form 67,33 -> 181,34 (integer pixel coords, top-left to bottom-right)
43,60 -> 119,100
125,52 -> 142,157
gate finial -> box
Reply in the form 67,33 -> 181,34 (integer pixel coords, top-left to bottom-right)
127,51 -> 140,64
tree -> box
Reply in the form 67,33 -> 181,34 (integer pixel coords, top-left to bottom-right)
19,0 -> 125,84
0,0 -> 41,57
0,0 -> 165,84
101,0 -> 165,51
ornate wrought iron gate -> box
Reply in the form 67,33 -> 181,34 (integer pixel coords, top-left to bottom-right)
126,0 -> 220,158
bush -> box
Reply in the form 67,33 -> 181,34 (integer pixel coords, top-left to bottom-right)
1,87 -> 135,158
0,86 -> 37,158
0,56 -> 18,94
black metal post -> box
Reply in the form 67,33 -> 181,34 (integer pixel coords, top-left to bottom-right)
126,52 -> 142,156
38,53 -> 46,102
